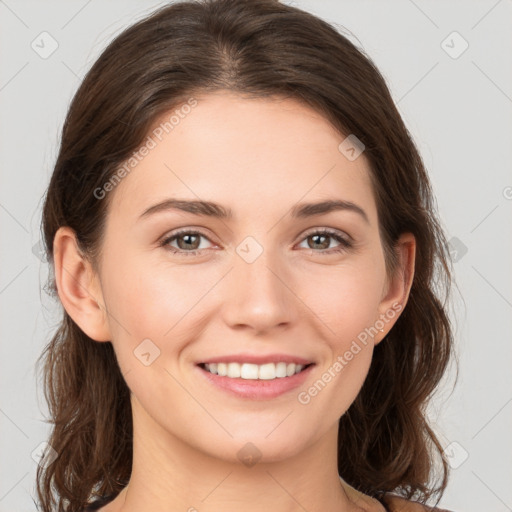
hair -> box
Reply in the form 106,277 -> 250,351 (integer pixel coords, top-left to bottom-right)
36,0 -> 457,510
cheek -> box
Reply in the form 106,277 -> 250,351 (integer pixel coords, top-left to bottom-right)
100,252 -> 218,370
99,259 -> 203,411
103,246 -> 195,328
294,261 -> 383,413
300,258 -> 385,342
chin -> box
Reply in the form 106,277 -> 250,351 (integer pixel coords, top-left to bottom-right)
191,423 -> 316,466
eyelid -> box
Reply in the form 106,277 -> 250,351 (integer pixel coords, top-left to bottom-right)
160,226 -> 354,256
159,227 -> 218,251
299,226 -> 353,243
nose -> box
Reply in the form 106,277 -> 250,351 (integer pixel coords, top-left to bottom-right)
220,248 -> 298,334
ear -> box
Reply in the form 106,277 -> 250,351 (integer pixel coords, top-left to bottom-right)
52,226 -> 111,342
374,232 -> 416,345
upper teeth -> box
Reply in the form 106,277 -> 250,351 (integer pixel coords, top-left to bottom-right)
204,362 -> 305,380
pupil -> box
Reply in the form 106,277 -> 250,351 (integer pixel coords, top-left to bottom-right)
311,234 -> 328,249
180,234 -> 199,250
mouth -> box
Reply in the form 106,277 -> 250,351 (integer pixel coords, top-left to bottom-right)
198,361 -> 314,380
195,359 -> 315,400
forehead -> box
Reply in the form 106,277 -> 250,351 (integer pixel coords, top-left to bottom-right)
110,91 -> 377,224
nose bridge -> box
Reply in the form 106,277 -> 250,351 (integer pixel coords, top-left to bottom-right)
222,235 -> 296,332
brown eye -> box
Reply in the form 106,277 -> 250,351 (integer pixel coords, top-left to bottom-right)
298,229 -> 352,255
175,233 -> 201,250
160,230 -> 214,256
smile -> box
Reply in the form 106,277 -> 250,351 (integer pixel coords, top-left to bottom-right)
200,362 -> 312,380
196,360 -> 315,400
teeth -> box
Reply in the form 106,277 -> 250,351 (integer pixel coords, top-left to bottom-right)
227,362 -> 241,378
242,363 -> 259,379
275,362 -> 287,378
203,362 -> 307,380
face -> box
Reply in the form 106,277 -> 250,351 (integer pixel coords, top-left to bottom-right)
60,91 -> 413,464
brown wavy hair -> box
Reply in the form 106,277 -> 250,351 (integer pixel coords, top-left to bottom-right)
36,0 -> 457,510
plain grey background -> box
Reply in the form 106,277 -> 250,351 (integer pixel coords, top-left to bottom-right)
1,1 -> 511,511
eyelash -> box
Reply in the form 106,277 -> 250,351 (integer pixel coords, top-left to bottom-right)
159,228 -> 353,257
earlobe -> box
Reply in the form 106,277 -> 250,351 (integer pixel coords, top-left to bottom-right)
374,233 -> 416,345
53,226 -> 111,342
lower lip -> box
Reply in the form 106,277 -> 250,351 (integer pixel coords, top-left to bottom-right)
196,364 -> 315,400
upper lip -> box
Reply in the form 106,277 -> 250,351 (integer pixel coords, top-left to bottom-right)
198,353 -> 314,365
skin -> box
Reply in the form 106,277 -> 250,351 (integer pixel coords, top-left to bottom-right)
53,91 -> 416,512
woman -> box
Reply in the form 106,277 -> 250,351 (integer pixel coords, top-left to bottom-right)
36,0 -> 456,511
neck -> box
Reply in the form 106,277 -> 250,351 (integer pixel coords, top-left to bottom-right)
108,398 -> 368,512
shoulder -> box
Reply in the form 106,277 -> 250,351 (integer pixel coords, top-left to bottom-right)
338,479 -> 455,512
384,495 -> 455,512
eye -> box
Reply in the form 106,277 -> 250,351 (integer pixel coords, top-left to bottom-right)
160,229 -> 215,257
160,228 -> 353,257
297,229 -> 352,255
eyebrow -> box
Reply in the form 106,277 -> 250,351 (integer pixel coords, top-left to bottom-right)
139,198 -> 369,224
